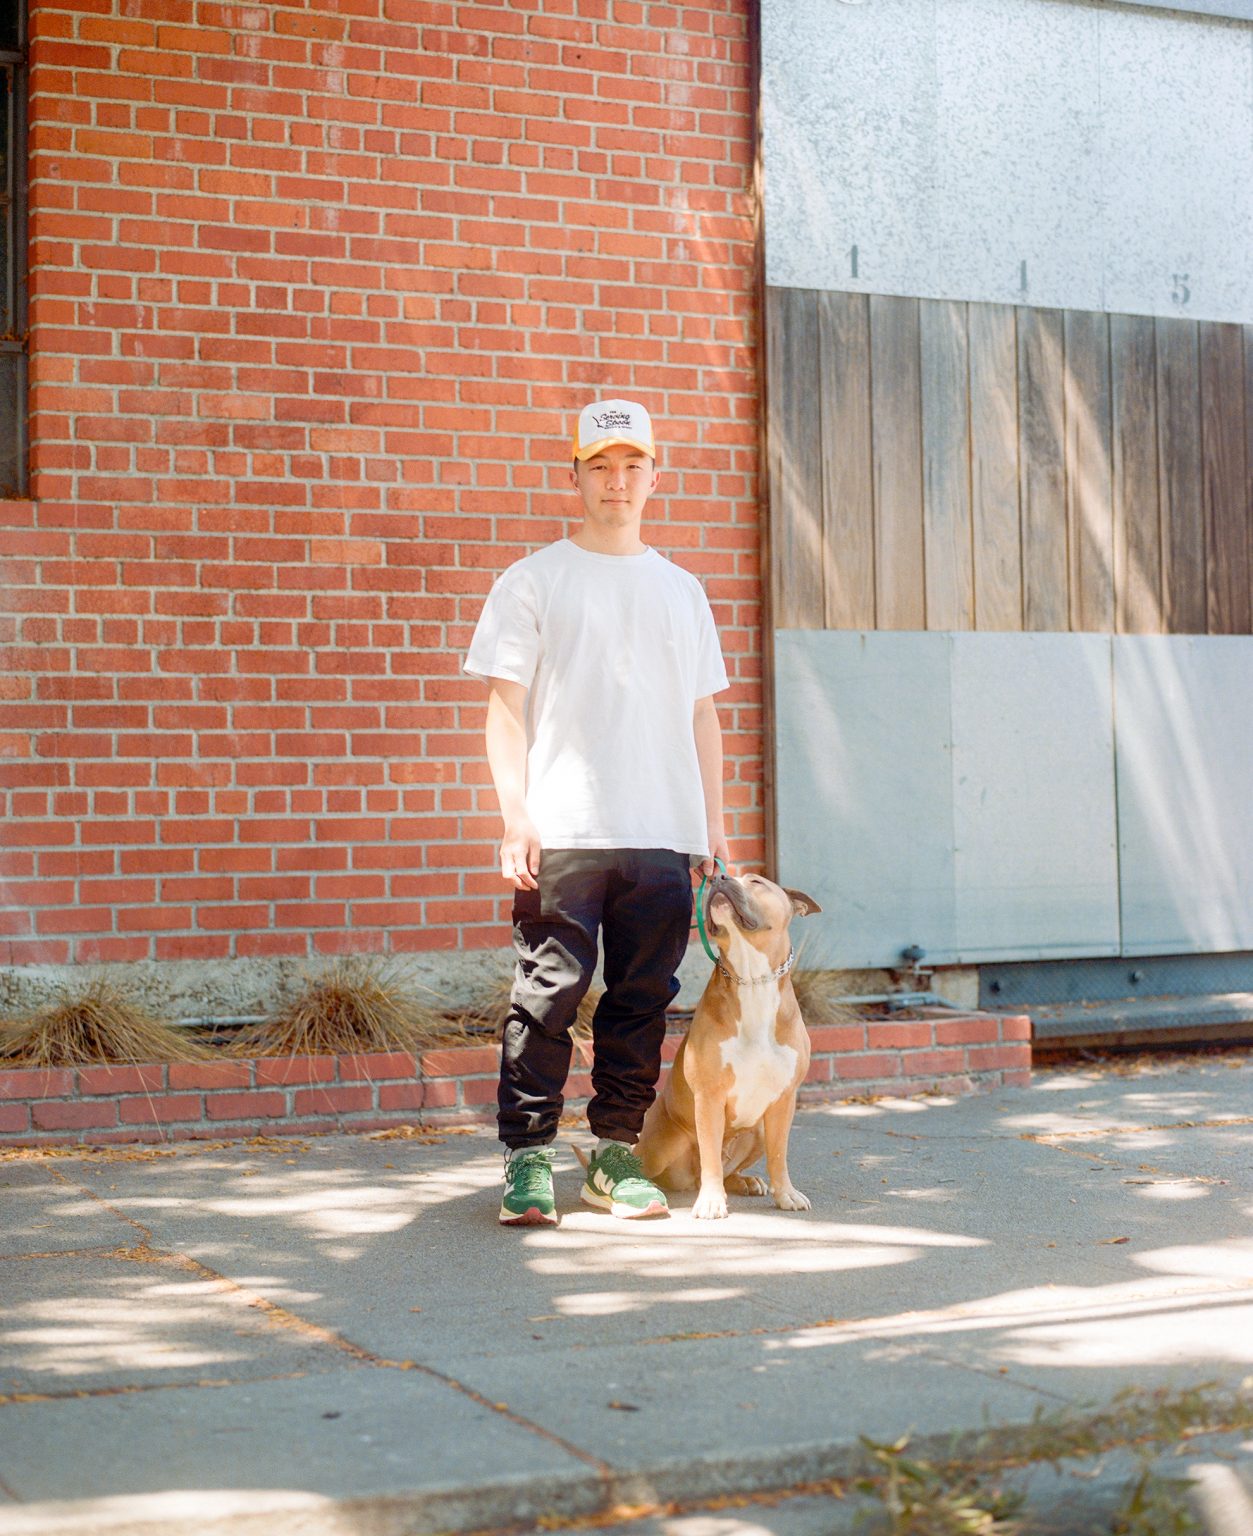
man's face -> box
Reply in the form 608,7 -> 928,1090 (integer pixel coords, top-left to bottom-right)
570,442 -> 659,529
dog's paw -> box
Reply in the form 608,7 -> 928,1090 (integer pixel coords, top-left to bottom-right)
772,1186 -> 811,1212
726,1173 -> 767,1197
691,1187 -> 729,1220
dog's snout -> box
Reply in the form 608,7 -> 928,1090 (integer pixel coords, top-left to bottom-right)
706,874 -> 763,933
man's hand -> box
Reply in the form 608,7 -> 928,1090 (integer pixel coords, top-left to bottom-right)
500,819 -> 541,890
694,828 -> 731,881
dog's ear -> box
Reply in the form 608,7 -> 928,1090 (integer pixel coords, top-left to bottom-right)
785,888 -> 822,917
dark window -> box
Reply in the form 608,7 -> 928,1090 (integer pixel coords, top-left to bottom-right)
0,0 -> 27,499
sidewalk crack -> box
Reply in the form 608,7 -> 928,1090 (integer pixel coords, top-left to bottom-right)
35,1169 -> 610,1476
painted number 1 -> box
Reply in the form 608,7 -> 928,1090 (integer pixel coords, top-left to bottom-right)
849,244 -> 859,279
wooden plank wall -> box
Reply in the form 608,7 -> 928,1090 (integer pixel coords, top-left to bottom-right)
765,287 -> 1253,636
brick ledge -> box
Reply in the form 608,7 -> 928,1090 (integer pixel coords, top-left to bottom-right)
0,1014 -> 1031,1147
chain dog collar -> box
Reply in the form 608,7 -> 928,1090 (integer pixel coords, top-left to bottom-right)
717,945 -> 795,988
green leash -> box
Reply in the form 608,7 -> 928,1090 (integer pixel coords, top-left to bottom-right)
694,856 -> 726,964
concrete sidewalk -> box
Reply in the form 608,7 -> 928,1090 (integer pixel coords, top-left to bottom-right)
2,1051 -> 1251,1535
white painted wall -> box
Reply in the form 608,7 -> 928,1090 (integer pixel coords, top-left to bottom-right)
761,0 -> 1253,324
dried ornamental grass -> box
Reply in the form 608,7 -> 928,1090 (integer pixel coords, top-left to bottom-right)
791,948 -> 870,1030
455,974 -> 513,1038
228,960 -> 470,1059
0,979 -> 211,1066
465,975 -> 600,1060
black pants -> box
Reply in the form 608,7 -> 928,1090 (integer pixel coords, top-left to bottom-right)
498,848 -> 693,1150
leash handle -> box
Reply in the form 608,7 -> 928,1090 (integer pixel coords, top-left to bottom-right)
695,856 -> 726,964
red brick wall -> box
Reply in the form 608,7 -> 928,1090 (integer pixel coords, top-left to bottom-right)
1,1 -> 761,967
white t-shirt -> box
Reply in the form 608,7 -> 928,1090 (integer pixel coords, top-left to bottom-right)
464,539 -> 729,855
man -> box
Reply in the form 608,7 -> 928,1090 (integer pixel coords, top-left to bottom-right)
464,398 -> 730,1225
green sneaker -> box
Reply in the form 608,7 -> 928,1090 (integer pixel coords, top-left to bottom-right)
500,1147 -> 558,1226
581,1141 -> 669,1219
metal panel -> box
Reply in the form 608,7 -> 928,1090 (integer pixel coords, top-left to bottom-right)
950,633 -> 1120,961
1115,636 -> 1253,953
773,631 -> 956,970
980,951 -> 1253,1006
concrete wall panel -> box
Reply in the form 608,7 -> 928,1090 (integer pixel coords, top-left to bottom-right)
773,630 -> 956,970
1115,637 -> 1253,953
934,0 -> 1103,314
949,633 -> 1119,961
1100,6 -> 1253,321
762,0 -> 1253,324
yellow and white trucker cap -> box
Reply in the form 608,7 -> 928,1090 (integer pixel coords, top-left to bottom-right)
571,398 -> 655,461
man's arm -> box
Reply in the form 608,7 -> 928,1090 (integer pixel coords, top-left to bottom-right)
693,693 -> 729,878
485,678 -> 541,890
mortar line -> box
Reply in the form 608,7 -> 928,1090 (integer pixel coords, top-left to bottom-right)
0,1369 -> 314,1409
0,1246 -> 133,1261
48,1165 -> 155,1243
41,1170 -> 610,1475
1021,1114 -> 1253,1144
1018,1135 -> 1237,1185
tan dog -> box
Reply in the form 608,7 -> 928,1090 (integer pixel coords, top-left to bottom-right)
635,872 -> 821,1220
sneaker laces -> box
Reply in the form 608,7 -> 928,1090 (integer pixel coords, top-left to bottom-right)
595,1142 -> 649,1186
505,1146 -> 554,1197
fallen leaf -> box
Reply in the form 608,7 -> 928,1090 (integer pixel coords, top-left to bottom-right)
608,1400 -> 640,1412
1099,1236 -> 1131,1245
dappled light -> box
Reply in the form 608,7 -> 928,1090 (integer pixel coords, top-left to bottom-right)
3,1280 -> 282,1380
0,1490 -> 360,1533
1135,1180 -> 1211,1201
777,1277 -> 1253,1369
5,1058 -> 1248,1517
994,1292 -> 1253,1369
520,1212 -> 983,1290
820,1095 -> 961,1121
5,1320 -> 231,1377
198,1183 -> 418,1237
1135,1238 -> 1253,1281
663,1520 -> 778,1536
